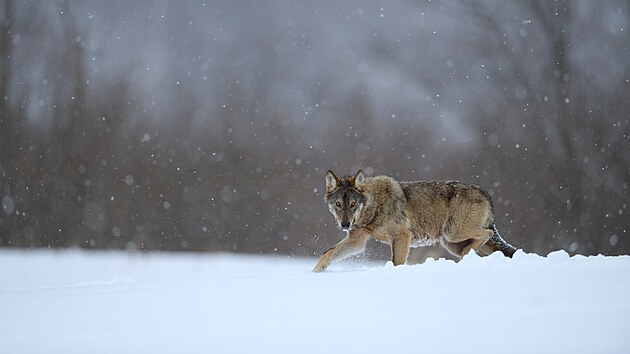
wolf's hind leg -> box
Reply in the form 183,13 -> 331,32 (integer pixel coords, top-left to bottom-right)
461,238 -> 491,257
441,239 -> 472,258
441,226 -> 494,258
442,228 -> 493,257
445,228 -> 494,243
313,229 -> 369,272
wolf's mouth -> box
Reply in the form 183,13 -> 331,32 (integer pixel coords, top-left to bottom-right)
340,218 -> 355,231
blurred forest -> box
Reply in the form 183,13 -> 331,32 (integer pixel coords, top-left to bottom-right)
1,0 -> 628,261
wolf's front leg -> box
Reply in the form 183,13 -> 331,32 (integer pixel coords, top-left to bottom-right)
391,233 -> 411,266
313,229 -> 369,272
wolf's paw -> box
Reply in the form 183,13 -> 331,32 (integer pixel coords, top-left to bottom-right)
312,263 -> 327,272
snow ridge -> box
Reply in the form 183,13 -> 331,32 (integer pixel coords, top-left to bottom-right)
1,249 -> 629,354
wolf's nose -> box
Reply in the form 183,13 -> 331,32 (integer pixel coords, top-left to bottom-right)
341,221 -> 350,229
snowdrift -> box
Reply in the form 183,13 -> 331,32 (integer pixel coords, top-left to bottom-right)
1,249 -> 629,354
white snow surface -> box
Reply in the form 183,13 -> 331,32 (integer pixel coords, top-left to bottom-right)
1,249 -> 629,354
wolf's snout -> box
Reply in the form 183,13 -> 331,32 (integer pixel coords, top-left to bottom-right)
340,221 -> 351,229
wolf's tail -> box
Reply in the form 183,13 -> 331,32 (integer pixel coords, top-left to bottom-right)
480,224 -> 517,258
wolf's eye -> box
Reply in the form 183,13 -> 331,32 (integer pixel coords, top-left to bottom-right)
335,201 -> 342,207
350,202 -> 356,208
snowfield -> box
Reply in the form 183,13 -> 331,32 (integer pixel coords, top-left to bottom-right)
1,249 -> 629,354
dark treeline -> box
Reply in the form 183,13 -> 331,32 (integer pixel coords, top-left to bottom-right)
1,1 -> 628,261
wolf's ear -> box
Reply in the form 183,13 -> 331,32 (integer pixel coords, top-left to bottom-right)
354,169 -> 365,188
325,170 -> 339,193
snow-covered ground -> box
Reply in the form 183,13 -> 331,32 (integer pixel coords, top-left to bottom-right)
1,249 -> 629,354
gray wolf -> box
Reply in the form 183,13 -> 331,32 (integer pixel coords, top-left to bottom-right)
313,170 -> 517,272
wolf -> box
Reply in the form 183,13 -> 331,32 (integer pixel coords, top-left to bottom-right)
313,169 -> 517,272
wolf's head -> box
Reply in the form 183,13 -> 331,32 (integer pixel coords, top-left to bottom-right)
324,170 -> 367,231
